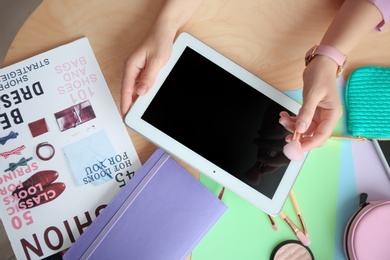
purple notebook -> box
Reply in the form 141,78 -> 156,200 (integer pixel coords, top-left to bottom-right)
63,148 -> 227,260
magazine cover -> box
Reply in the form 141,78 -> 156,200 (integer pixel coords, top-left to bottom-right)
0,38 -> 141,259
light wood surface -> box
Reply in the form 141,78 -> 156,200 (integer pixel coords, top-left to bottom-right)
2,1 -> 390,257
3,0 -> 390,166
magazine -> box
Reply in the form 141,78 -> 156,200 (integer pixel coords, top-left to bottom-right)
0,38 -> 141,260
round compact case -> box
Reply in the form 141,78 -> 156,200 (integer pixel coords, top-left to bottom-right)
344,193 -> 390,259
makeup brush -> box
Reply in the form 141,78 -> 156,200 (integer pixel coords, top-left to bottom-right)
279,211 -> 310,246
266,214 -> 278,231
290,190 -> 308,236
283,131 -> 304,161
218,186 -> 225,200
284,132 -> 365,161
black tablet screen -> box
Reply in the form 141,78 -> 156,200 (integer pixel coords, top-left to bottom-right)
142,47 -> 293,199
377,140 -> 390,167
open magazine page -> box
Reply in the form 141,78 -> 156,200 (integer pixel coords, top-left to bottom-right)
0,38 -> 141,260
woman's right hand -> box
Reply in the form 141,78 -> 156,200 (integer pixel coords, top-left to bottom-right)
280,55 -> 343,151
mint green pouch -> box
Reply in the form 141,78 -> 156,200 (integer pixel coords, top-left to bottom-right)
345,66 -> 390,139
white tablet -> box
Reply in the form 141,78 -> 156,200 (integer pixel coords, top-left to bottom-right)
125,32 -> 307,215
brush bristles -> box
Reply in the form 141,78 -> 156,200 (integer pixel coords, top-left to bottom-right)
297,231 -> 310,246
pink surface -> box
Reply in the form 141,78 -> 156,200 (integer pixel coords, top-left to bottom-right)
352,141 -> 390,201
352,203 -> 390,259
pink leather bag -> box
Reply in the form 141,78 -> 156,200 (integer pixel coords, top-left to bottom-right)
344,193 -> 390,260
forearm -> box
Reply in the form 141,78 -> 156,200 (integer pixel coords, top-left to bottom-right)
320,0 -> 383,54
150,0 -> 205,40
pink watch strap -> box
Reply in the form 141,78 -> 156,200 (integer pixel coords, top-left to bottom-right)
305,44 -> 347,77
313,45 -> 346,66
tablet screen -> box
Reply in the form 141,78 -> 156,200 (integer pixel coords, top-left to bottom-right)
141,47 -> 293,199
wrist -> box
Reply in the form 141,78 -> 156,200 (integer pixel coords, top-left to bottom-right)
303,55 -> 339,80
149,21 -> 178,43
305,45 -> 347,77
154,11 -> 189,40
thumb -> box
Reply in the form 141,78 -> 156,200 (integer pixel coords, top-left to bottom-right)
295,99 -> 318,134
136,59 -> 165,96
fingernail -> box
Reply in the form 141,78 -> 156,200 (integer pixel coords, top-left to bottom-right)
296,121 -> 307,133
137,85 -> 147,95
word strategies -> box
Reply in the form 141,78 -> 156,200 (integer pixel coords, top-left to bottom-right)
0,59 -> 50,91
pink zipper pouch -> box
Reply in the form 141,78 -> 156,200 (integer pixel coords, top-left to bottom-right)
344,193 -> 390,259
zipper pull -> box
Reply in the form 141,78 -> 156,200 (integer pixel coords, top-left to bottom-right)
330,135 -> 367,141
359,193 -> 369,208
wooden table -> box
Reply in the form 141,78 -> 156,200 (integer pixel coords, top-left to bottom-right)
4,0 -> 390,164
3,0 -> 390,258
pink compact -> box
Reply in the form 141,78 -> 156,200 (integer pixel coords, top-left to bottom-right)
344,193 -> 390,259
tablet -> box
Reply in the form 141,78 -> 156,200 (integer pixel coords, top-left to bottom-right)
125,32 -> 307,215
373,139 -> 390,179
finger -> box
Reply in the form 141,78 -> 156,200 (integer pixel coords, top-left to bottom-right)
300,134 -> 328,151
295,98 -> 320,134
301,119 -> 318,137
136,57 -> 166,96
121,58 -> 144,115
285,133 -> 293,142
279,113 -> 296,133
279,111 -> 291,118
300,119 -> 336,150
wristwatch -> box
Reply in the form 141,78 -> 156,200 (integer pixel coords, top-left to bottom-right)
305,45 -> 347,77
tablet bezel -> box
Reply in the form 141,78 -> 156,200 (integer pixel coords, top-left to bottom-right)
125,32 -> 307,215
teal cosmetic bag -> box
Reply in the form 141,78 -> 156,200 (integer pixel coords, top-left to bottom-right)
345,66 -> 390,139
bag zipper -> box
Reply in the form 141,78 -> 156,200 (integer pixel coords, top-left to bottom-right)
331,135 -> 390,141
331,135 -> 367,141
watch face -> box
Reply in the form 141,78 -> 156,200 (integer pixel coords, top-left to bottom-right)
304,45 -> 317,66
337,57 -> 347,77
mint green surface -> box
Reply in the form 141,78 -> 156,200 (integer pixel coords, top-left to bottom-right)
193,140 -> 342,260
293,140 -> 342,259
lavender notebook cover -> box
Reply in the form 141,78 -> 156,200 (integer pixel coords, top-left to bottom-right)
63,148 -> 227,260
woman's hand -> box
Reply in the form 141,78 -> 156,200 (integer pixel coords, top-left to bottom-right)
280,56 -> 342,151
280,0 -> 384,153
120,0 -> 204,116
120,28 -> 175,115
